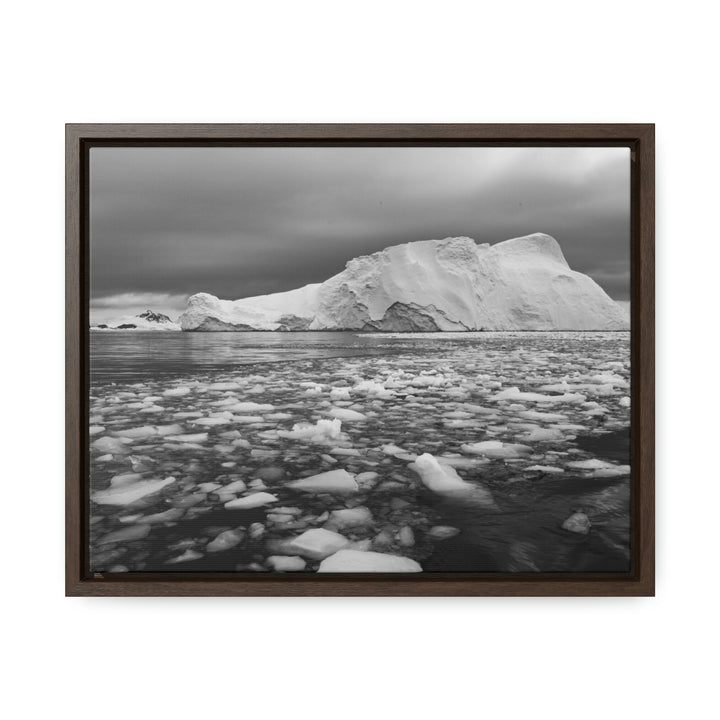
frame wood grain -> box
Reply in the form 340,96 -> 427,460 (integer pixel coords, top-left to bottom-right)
66,124 -> 654,596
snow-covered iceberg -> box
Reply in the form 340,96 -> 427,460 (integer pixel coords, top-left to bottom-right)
178,234 -> 629,332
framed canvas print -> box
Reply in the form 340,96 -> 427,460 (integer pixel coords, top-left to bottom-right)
66,124 -> 654,596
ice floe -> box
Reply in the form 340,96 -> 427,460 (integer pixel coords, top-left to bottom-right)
460,440 -> 532,459
224,492 -> 278,509
328,407 -> 367,422
267,555 -> 306,571
286,528 -> 350,560
318,549 -> 422,572
207,528 -> 245,552
98,524 -> 151,545
93,476 -> 176,506
327,506 -> 373,529
277,418 -> 343,442
561,511 -> 591,534
525,465 -> 565,474
288,469 -> 358,493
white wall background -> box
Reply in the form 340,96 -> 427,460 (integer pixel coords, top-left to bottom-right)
1,2 -> 716,718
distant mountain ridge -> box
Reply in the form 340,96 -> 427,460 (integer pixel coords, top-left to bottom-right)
92,309 -> 181,331
178,233 -> 629,332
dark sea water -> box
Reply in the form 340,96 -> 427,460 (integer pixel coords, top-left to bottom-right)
88,331 -> 632,574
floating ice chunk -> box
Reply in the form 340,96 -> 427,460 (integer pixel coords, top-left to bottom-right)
155,424 -> 184,436
141,508 -> 184,524
230,415 -> 265,424
589,465 -> 631,478
304,385 -> 324,396
98,524 -> 151,545
208,382 -> 242,391
207,528 -> 245,552
410,374 -> 446,388
267,555 -> 306,572
410,453 -> 473,492
113,425 -> 158,440
443,419 -> 476,428
198,482 -> 222,493
249,522 -> 265,539
330,387 -> 351,401
163,386 -> 191,397
428,525 -> 461,539
222,479 -> 247,494
266,412 -> 293,421
89,425 -> 105,436
93,476 -> 176,506
286,528 -> 350,560
92,436 -> 131,454
524,427 -> 565,442
221,461 -> 236,468
381,444 -> 405,456
397,526 -> 415,547
619,396 -> 631,408
561,512 -> 591,534
328,407 -> 367,422
139,405 -> 164,413
443,411 -> 473,419
109,472 -> 142,487
95,454 -> 113,462
321,454 -> 338,464
288,469 -> 358,493
395,452 -> 418,462
330,447 -> 361,457
277,418 -> 343,443
356,471 -> 379,485
167,549 -> 203,564
566,458 -> 613,470
168,433 -> 208,443
318,549 -> 422,573
174,411 -> 203,418
353,380 -> 394,398
590,373 -> 628,387
224,492 -> 278,509
228,402 -> 275,413
525,465 -> 565,474
518,410 -> 568,422
250,448 -> 279,458
193,416 -> 232,426
461,441 -> 532,459
327,506 -> 373,529
493,387 -> 586,404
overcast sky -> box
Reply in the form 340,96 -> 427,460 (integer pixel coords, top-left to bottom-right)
90,146 -> 630,322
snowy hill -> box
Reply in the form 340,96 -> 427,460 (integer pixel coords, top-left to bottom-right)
91,309 -> 181,331
179,234 -> 630,332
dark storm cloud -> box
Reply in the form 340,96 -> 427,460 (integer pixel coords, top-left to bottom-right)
90,146 -> 630,318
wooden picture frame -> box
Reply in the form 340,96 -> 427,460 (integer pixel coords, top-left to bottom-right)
66,123 -> 654,596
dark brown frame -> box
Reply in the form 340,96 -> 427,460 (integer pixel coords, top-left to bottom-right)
66,124 -> 654,596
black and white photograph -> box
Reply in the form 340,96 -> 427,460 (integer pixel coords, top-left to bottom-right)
88,145 -> 632,574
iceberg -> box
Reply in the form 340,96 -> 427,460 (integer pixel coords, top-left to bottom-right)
178,234 -> 629,332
